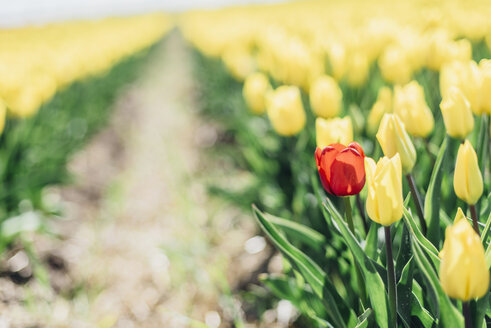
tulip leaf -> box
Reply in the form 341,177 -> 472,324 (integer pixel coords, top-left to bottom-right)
477,114 -> 489,184
260,274 -> 334,328
424,135 -> 448,247
265,213 -> 326,253
480,210 -> 491,242
364,222 -> 379,261
473,293 -> 490,328
485,240 -> 491,269
402,206 -> 440,268
410,291 -> 435,328
397,257 -> 414,327
411,235 -> 464,327
354,308 -> 372,328
253,205 -> 354,328
322,199 -> 389,328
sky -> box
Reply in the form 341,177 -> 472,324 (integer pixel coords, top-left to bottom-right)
0,0 -> 285,27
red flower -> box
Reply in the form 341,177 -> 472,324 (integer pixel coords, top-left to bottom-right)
315,142 -> 366,196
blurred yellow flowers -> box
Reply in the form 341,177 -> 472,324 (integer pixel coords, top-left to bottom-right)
309,75 -> 342,118
376,114 -> 416,174
266,86 -> 306,136
367,87 -> 392,135
365,154 -> 403,226
243,72 -> 271,115
439,208 -> 489,301
479,59 -> 491,114
440,87 -> 474,139
393,81 -> 434,137
454,140 -> 483,205
316,117 -> 353,148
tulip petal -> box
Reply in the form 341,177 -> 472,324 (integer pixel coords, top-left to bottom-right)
329,148 -> 365,196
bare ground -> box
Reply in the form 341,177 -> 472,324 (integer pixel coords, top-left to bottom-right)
0,32 -> 282,328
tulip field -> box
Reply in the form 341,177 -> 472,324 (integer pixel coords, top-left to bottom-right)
1,0 -> 491,327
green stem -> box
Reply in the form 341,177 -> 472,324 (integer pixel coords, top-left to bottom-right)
470,204 -> 479,235
406,173 -> 427,236
356,193 -> 369,236
462,302 -> 472,328
384,226 -> 397,328
344,197 -> 367,309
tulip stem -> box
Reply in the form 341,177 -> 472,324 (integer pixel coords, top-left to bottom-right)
384,226 -> 397,328
462,302 -> 472,328
355,194 -> 369,235
344,197 -> 367,309
469,204 -> 479,234
406,174 -> 427,235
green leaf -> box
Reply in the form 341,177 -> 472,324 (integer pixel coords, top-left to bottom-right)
265,213 -> 326,252
474,293 -> 490,328
322,199 -> 389,328
403,206 -> 440,268
364,222 -> 379,261
424,135 -> 448,247
411,235 -> 464,327
397,257 -> 414,327
480,211 -> 491,242
410,292 -> 435,328
253,205 -> 354,328
354,308 -> 373,328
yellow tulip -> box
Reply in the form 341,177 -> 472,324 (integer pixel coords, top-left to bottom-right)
479,59 -> 491,114
346,53 -> 369,88
440,60 -> 482,115
365,154 -> 403,226
327,42 -> 347,81
439,86 -> 474,139
316,116 -> 353,148
454,140 -> 483,205
243,72 -> 271,115
378,46 -> 412,85
376,114 -> 417,174
439,208 -> 489,301
309,75 -> 342,118
393,81 -> 434,137
266,86 -> 306,136
367,87 -> 392,135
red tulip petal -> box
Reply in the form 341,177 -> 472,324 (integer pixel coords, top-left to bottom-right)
329,148 -> 366,196
348,141 -> 365,158
315,147 -> 323,169
320,144 -> 345,184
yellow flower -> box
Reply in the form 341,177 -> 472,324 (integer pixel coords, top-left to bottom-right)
440,60 -> 482,115
365,154 -> 403,226
316,116 -> 353,148
439,208 -> 489,301
243,72 -> 271,115
479,59 -> 491,115
393,81 -> 434,137
454,140 -> 483,205
266,86 -> 306,136
346,53 -> 369,88
309,75 -> 342,118
367,87 -> 392,135
376,114 -> 416,174
439,86 -> 474,139
378,46 -> 412,85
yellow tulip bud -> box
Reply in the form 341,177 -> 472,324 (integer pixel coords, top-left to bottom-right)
365,154 -> 403,226
367,87 -> 392,135
327,42 -> 347,81
376,114 -> 417,174
309,75 -> 342,118
439,209 -> 489,301
346,53 -> 369,88
439,86 -> 474,139
440,60 -> 482,114
378,46 -> 412,85
316,116 -> 353,148
479,59 -> 491,115
454,140 -> 483,205
393,81 -> 434,137
266,86 -> 306,136
243,72 -> 271,115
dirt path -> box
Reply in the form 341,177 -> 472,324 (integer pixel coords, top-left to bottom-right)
0,32 -> 269,327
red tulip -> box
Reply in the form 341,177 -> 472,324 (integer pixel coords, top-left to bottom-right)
315,142 -> 366,196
